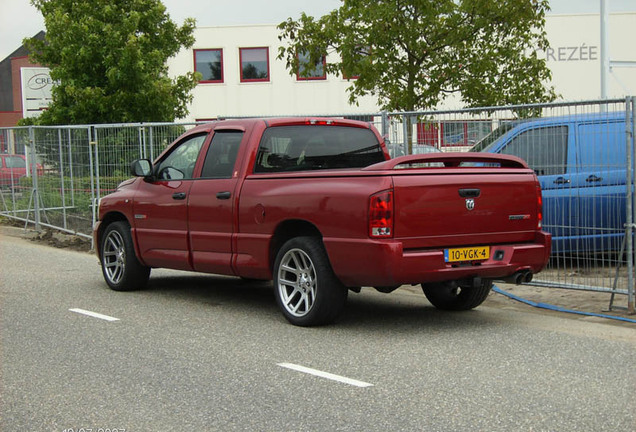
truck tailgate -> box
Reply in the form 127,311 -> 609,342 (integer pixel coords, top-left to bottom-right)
365,153 -> 541,250
393,171 -> 540,249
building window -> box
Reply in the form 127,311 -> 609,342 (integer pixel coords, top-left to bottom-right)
342,46 -> 371,80
194,49 -> 223,83
297,51 -> 326,81
240,47 -> 270,82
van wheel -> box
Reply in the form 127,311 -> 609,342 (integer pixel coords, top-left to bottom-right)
421,279 -> 493,311
273,237 -> 347,326
100,221 -> 150,291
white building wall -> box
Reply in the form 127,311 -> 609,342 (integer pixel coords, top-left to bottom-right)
540,13 -> 635,101
169,13 -> 636,122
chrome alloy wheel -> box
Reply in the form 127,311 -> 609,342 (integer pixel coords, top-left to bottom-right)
102,229 -> 126,285
277,248 -> 317,317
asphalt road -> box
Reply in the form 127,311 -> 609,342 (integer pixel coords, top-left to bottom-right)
1,229 -> 635,432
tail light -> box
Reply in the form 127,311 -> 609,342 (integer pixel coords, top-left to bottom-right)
536,185 -> 543,229
369,189 -> 393,238
306,119 -> 334,125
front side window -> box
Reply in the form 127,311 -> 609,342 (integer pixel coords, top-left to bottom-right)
194,49 -> 223,83
500,126 -> 568,176
156,134 -> 207,180
297,51 -> 326,81
240,47 -> 269,82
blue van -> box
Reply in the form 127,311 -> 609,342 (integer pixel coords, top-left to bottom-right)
471,112 -> 628,254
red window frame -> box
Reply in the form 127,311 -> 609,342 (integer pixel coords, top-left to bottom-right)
342,70 -> 359,80
239,47 -> 270,83
296,51 -> 327,81
194,49 -> 224,84
342,46 -> 371,80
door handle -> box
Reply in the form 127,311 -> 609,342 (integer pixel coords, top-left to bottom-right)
586,175 -> 602,182
172,192 -> 187,200
216,191 -> 231,200
458,188 -> 481,198
553,177 -> 570,185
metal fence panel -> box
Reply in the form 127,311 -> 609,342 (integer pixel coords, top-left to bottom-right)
0,123 -> 201,238
387,99 -> 633,311
0,126 -> 94,236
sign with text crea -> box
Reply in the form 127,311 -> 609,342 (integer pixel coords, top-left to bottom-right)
21,67 -> 54,118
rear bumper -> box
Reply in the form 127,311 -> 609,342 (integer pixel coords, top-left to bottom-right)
324,231 -> 552,287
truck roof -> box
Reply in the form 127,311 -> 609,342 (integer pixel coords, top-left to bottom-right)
185,117 -> 374,136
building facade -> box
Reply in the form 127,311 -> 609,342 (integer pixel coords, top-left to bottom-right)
171,12 -> 635,122
1,14 -> 634,127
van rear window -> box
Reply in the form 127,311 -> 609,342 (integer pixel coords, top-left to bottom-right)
254,125 -> 385,172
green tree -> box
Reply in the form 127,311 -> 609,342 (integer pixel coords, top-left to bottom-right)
278,0 -> 557,112
23,0 -> 200,125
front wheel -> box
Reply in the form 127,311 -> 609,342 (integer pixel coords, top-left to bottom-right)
273,237 -> 347,326
100,221 -> 150,291
422,279 -> 493,311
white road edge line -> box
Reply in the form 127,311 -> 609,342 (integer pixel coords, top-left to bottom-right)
69,308 -> 120,322
277,362 -> 373,388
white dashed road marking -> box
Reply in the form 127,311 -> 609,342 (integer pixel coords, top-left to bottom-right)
69,308 -> 120,322
278,362 -> 373,388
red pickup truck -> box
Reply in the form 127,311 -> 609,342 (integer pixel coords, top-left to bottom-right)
94,118 -> 550,326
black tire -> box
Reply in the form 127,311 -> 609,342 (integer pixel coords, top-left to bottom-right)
421,279 -> 493,311
273,237 -> 348,326
100,221 -> 150,291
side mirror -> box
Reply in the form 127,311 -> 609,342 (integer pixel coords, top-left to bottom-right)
131,159 -> 152,177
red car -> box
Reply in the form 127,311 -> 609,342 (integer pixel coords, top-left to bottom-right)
0,154 -> 43,188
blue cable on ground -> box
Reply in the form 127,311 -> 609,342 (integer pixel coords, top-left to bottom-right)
492,285 -> 636,324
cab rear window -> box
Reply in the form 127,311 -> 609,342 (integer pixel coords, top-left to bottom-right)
254,125 -> 385,173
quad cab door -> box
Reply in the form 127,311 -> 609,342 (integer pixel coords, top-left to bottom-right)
187,128 -> 247,274
132,133 -> 209,270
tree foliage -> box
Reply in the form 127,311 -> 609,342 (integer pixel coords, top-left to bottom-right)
278,0 -> 557,112
24,0 -> 200,125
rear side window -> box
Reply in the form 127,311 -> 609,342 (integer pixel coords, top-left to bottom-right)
254,125 -> 384,173
500,126 -> 568,176
201,130 -> 244,178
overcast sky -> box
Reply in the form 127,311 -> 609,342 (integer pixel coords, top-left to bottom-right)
1,0 -> 634,61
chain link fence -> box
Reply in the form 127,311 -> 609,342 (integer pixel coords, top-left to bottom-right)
1,98 -> 634,312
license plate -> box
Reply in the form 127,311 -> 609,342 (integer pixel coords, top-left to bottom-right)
444,246 -> 490,262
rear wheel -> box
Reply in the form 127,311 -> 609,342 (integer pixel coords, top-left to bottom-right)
422,279 -> 493,311
274,237 -> 347,326
100,221 -> 150,291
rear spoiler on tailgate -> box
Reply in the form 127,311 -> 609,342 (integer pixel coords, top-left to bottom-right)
362,152 -> 529,171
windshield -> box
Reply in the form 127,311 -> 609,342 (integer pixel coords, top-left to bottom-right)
470,121 -> 519,153
4,156 -> 26,168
